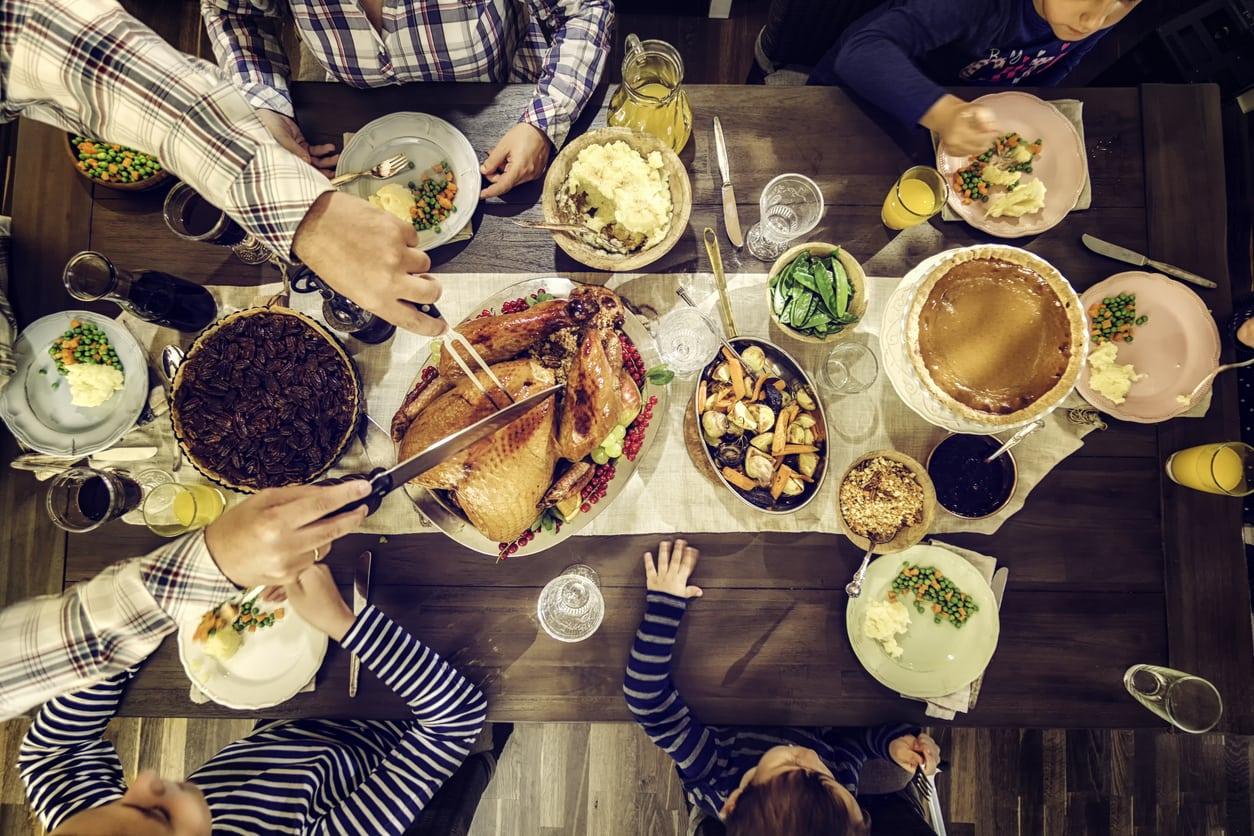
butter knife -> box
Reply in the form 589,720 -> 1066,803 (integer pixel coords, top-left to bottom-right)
712,117 -> 743,248
1081,234 -> 1216,289
348,549 -> 372,698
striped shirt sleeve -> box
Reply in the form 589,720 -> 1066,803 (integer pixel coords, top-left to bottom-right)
517,0 -> 613,147
3,0 -> 333,257
200,0 -> 297,117
318,606 -> 488,835
0,532 -> 238,721
17,670 -> 135,831
623,593 -> 728,794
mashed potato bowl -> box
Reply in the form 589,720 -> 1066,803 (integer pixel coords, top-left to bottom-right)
542,127 -> 691,271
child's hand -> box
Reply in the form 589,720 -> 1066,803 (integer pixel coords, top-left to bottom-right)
889,732 -> 941,775
283,565 -> 355,641
643,539 -> 703,599
923,95 -> 999,156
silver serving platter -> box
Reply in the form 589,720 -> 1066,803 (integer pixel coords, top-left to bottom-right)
401,277 -> 669,556
692,336 -> 830,514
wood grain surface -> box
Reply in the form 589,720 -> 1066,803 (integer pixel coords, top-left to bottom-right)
13,83 -> 1252,731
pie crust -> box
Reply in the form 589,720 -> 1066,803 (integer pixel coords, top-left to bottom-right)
905,246 -> 1086,427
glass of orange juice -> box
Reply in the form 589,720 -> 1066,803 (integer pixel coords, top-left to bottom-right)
1165,442 -> 1254,496
143,482 -> 227,537
881,166 -> 948,230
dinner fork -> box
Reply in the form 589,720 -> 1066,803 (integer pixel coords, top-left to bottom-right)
329,153 -> 413,188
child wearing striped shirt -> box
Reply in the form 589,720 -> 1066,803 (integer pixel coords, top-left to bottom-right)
623,539 -> 941,835
18,565 -> 488,836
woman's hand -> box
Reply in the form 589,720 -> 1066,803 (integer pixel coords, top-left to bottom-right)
922,94 -> 999,156
480,123 -> 551,198
889,732 -> 942,775
203,481 -> 370,589
283,564 -> 355,641
643,538 -> 703,599
256,109 -> 339,175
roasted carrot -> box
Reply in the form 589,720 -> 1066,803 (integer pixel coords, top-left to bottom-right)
727,356 -> 747,400
722,466 -> 757,492
751,374 -> 768,402
779,444 -> 819,455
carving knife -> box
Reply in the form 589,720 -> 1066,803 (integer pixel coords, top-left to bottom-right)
713,117 -> 743,248
348,549 -> 372,698
1081,234 -> 1216,289
318,383 -> 562,518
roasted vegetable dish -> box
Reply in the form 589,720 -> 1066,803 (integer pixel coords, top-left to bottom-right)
697,340 -> 826,511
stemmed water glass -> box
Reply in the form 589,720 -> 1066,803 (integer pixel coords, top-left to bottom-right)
745,173 -> 824,261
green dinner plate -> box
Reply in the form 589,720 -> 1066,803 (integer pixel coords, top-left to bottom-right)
846,544 -> 1000,699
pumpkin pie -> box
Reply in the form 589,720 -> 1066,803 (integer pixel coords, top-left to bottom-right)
906,246 -> 1086,426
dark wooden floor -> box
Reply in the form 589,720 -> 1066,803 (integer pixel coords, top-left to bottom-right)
1,3 -> 1252,835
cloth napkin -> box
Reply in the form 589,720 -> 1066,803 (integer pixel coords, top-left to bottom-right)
932,98 -> 1091,221
898,539 -> 1005,719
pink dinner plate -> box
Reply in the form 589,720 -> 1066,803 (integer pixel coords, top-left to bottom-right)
1076,272 -> 1220,423
936,92 -> 1086,238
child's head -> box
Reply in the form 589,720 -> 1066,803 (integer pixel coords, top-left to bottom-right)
721,745 -> 870,836
1034,0 -> 1141,42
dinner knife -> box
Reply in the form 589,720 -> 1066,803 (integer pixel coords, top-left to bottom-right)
1081,234 -> 1216,289
318,383 -> 562,518
348,549 -> 372,699
712,118 -> 743,248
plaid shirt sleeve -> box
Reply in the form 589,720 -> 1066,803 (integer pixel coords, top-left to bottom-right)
1,0 -> 333,258
200,0 -> 297,118
519,0 -> 613,147
0,532 -> 239,721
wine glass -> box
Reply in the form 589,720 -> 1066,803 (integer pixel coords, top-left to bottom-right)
1124,664 -> 1223,733
745,174 -> 824,261
655,307 -> 719,376
537,564 -> 605,642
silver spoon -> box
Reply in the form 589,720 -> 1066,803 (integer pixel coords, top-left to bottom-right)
983,419 -> 1044,464
160,345 -> 185,471
845,530 -> 894,598
1179,357 -> 1254,406
676,287 -> 741,359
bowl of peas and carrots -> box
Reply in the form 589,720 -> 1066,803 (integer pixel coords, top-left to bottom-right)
65,133 -> 170,191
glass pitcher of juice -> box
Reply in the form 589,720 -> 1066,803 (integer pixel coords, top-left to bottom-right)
607,35 -> 692,153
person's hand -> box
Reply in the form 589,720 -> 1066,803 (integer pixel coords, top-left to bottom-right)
1237,318 -> 1254,349
480,123 -> 551,198
921,94 -> 999,156
292,191 -> 445,335
889,732 -> 941,775
203,481 -> 370,588
256,109 -> 339,176
283,564 -> 355,641
643,538 -> 703,599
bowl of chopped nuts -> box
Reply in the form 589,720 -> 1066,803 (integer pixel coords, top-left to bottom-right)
65,134 -> 170,191
836,450 -> 936,554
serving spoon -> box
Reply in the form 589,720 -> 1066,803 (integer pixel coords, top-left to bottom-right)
845,528 -> 897,598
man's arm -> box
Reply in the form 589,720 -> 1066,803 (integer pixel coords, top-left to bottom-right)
0,533 -> 237,721
518,0 -> 613,148
3,0 -> 331,258
200,0 -> 296,118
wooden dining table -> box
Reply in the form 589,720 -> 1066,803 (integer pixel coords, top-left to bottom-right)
5,82 -> 1251,732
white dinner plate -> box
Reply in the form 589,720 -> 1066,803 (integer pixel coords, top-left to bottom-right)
846,544 -> 1000,699
337,112 -> 479,250
178,601 -> 327,711
0,310 -> 148,455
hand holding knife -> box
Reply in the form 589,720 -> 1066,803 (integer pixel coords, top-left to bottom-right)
348,549 -> 372,698
713,117 -> 743,248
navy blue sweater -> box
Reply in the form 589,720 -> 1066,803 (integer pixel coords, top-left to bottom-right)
811,0 -> 1112,126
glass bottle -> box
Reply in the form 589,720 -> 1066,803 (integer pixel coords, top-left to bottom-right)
607,35 -> 693,154
63,251 -> 218,333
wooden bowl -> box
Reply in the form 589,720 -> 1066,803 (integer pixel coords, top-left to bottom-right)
766,242 -> 868,344
542,127 -> 691,272
65,133 -> 171,192
836,449 -> 936,554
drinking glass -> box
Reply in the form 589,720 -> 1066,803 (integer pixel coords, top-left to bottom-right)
1124,664 -> 1223,733
745,174 -> 824,261
881,166 -> 948,230
46,467 -> 143,533
163,182 -> 271,264
655,307 -> 718,375
1165,441 -> 1254,496
142,482 -> 226,537
818,342 -> 879,394
537,564 -> 605,643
